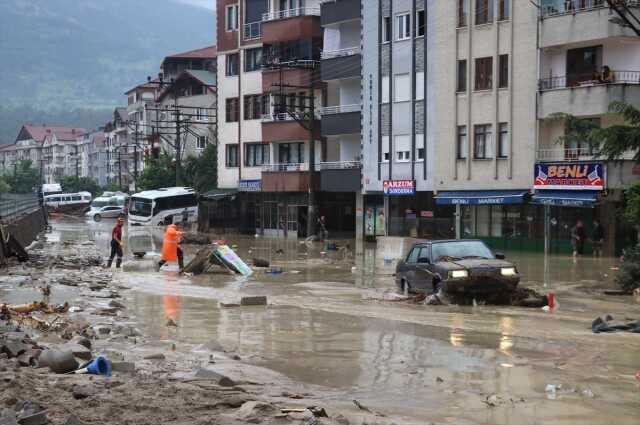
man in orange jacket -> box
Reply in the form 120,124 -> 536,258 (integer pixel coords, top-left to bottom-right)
156,223 -> 184,272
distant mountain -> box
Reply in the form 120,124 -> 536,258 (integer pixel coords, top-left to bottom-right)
0,0 -> 215,143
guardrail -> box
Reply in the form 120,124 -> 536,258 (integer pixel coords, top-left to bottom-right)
541,0 -> 640,18
244,21 -> 262,40
321,46 -> 361,60
539,70 -> 640,90
0,193 -> 41,221
320,104 -> 361,115
262,7 -> 320,22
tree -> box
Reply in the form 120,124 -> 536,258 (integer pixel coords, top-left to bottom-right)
2,160 -> 40,193
60,176 -> 101,196
183,144 -> 217,193
0,176 -> 10,194
137,153 -> 176,191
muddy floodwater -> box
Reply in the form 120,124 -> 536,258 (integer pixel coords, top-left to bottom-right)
16,218 -> 640,425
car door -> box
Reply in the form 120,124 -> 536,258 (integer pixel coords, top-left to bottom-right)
398,246 -> 419,286
103,206 -> 121,218
413,245 -> 436,292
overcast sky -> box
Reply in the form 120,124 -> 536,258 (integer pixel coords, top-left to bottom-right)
178,0 -> 215,10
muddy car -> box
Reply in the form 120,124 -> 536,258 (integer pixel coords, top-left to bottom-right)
395,240 -> 519,300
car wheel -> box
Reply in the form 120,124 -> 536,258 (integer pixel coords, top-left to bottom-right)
93,214 -> 102,222
401,279 -> 412,295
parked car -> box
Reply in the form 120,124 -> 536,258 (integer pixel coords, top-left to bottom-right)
85,205 -> 125,222
395,240 -> 519,301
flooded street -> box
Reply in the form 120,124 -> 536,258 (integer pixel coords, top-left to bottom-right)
6,218 -> 640,425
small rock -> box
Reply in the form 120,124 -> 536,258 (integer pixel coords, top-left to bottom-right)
220,302 -> 240,308
194,368 -> 236,387
436,376 -> 444,383
333,414 -> 350,425
64,415 -> 87,425
111,362 -> 135,373
231,355 -> 241,361
68,307 -> 84,313
61,344 -> 92,361
0,372 -> 16,384
235,401 -> 277,422
1,342 -> 26,359
70,337 -> 92,350
108,300 -> 126,309
240,296 -> 267,306
307,406 -> 328,418
72,385 -> 97,400
95,326 -> 111,336
143,353 -> 165,360
113,325 -> 141,337
166,318 -> 177,327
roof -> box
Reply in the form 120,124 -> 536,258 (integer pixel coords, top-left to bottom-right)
131,187 -> 196,200
90,132 -> 106,146
0,143 -> 16,151
17,125 -> 86,143
164,45 -> 217,60
125,79 -> 159,95
115,107 -> 128,122
157,70 -> 217,102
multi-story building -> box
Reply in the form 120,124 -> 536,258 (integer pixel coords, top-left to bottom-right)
0,144 -> 17,174
104,108 -> 130,188
78,131 -> 108,186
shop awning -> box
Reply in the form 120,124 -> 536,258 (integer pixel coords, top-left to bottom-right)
434,190 -> 529,205
530,190 -> 598,208
200,190 -> 237,201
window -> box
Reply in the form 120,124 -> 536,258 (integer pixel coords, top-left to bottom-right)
457,125 -> 468,159
195,108 -> 208,122
498,123 -> 508,158
382,136 -> 390,162
381,76 -> 390,103
278,142 -> 304,164
225,4 -> 238,31
474,124 -> 492,159
497,55 -> 508,89
244,95 -> 264,120
416,133 -> 425,161
395,135 -> 410,162
475,0 -> 493,25
457,60 -> 467,92
394,74 -> 411,102
416,10 -> 425,37
415,72 -> 424,100
382,16 -> 391,42
226,98 -> 239,122
396,13 -> 411,40
474,57 -> 493,90
226,144 -> 239,167
226,53 -> 239,76
245,143 -> 270,167
197,135 -> 208,150
245,48 -> 262,72
458,0 -> 468,27
499,0 -> 510,21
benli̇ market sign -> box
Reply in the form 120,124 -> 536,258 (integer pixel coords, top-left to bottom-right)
534,163 -> 604,191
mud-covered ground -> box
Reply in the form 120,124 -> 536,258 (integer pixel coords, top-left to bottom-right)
1,218 -> 640,425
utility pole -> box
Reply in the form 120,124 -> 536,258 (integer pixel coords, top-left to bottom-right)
175,109 -> 182,186
74,145 -> 79,180
118,148 -> 122,190
134,121 -> 139,192
307,87 -> 316,238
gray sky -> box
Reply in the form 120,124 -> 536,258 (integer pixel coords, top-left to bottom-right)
178,0 -> 215,10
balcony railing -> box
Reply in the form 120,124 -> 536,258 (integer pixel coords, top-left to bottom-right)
244,21 -> 262,40
262,163 -> 306,172
317,160 -> 361,170
321,46 -> 361,60
262,7 -> 320,22
537,147 -> 597,161
539,70 -> 640,91
320,104 -> 361,115
262,113 -> 295,122
540,0 -> 640,18
262,59 -> 319,70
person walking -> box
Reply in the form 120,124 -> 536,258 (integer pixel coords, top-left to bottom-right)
592,219 -> 605,257
157,223 -> 184,272
106,216 -> 125,268
317,215 -> 328,241
571,220 -> 586,257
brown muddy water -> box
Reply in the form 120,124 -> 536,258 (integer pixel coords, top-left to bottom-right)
6,218 -> 640,425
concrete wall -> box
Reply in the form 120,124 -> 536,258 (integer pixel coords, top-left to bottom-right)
1,207 -> 47,263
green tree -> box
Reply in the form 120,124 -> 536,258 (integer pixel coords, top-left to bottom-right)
137,153 -> 176,191
2,160 -> 40,193
183,144 -> 217,193
0,176 -> 10,193
60,176 -> 101,196
101,182 -> 125,193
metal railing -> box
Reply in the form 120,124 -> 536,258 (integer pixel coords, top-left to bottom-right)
262,7 -> 320,22
261,113 -> 295,122
262,163 -> 306,172
262,59 -> 319,70
539,70 -> 640,90
537,147 -> 598,161
320,104 -> 361,115
321,46 -> 361,60
244,21 -> 262,40
0,193 -> 41,221
317,160 -> 362,170
540,0 -> 640,18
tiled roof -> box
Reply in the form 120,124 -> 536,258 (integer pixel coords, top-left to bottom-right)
157,70 -> 217,102
0,143 -> 16,151
18,125 -> 86,143
165,45 -> 217,60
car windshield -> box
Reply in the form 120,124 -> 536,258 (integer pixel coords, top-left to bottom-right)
129,197 -> 152,217
91,200 -> 109,208
431,241 -> 494,262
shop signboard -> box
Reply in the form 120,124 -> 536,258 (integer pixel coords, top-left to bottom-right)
238,179 -> 261,192
383,180 -> 416,196
534,162 -> 604,190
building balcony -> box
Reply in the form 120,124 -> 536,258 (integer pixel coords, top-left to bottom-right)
318,161 -> 361,192
261,114 -> 321,142
320,104 -> 361,136
262,64 -> 319,92
262,8 -> 321,44
321,48 -> 361,80
321,0 -> 360,26
536,147 -> 597,162
262,162 -> 308,172
538,71 -> 640,117
262,7 -> 320,22
539,0 -> 640,47
261,169 -> 320,192
244,21 -> 262,41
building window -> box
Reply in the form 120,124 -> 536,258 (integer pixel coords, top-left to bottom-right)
457,59 -> 467,92
457,125 -> 468,159
226,144 -> 238,167
474,124 -> 492,159
381,76 -> 390,103
226,98 -> 239,122
382,16 -> 391,43
394,74 -> 411,102
195,108 -> 208,122
278,142 -> 304,164
245,143 -> 270,167
498,54 -> 509,88
458,0 -> 468,27
225,4 -> 238,31
196,135 -> 208,150
245,48 -> 262,72
396,13 -> 411,40
416,133 -> 425,161
226,53 -> 239,76
382,136 -> 390,162
244,94 -> 264,120
474,57 -> 493,90
475,0 -> 493,25
499,0 -> 510,21
416,10 -> 425,37
415,72 -> 424,100
395,135 -> 411,162
498,123 -> 509,158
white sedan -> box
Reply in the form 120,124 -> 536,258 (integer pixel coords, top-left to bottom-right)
85,205 -> 125,222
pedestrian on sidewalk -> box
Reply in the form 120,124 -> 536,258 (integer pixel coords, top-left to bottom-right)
106,216 -> 125,268
157,222 -> 184,272
592,219 -> 605,257
571,220 -> 586,257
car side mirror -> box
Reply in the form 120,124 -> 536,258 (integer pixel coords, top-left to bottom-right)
495,252 -> 506,260
417,257 -> 430,264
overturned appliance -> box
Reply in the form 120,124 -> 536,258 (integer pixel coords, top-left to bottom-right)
184,243 -> 252,276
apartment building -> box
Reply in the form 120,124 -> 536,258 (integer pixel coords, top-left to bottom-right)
78,131 -> 108,187
0,144 -> 17,174
104,108 -> 130,188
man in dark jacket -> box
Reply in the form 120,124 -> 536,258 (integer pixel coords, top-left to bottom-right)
592,219 -> 605,257
571,220 -> 586,257
107,216 -> 125,268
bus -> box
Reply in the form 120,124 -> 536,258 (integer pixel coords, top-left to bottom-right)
128,187 -> 198,226
44,192 -> 92,214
